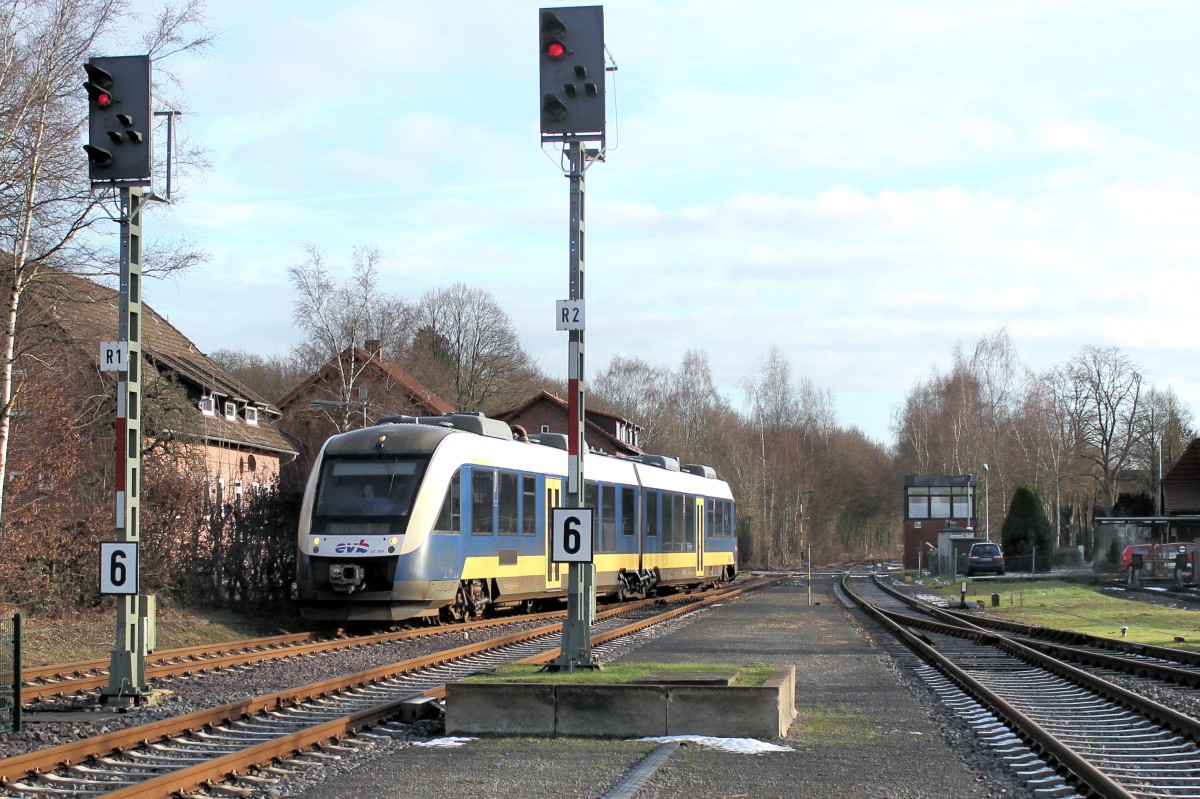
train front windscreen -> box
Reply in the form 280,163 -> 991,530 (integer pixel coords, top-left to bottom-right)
312,457 -> 428,536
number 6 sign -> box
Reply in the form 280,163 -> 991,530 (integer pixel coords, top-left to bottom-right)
100,541 -> 139,595
552,507 -> 594,563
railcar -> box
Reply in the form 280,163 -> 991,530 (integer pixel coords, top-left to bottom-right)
293,412 -> 737,624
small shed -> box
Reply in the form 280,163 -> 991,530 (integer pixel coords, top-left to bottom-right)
937,524 -> 978,577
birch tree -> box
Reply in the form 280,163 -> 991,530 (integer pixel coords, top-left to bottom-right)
0,0 -> 210,526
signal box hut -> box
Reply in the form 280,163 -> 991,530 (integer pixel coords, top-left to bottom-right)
902,474 -> 979,571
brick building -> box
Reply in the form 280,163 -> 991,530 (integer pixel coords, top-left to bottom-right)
276,341 -> 455,485
492,390 -> 644,456
16,271 -> 296,508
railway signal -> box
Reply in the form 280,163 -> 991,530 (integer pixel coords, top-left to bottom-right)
83,55 -> 152,185
538,6 -> 605,143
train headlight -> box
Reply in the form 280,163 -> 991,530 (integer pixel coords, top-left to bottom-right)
311,537 -> 320,551
390,537 -> 398,546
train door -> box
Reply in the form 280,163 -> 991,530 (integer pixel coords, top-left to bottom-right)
545,478 -> 563,590
694,496 -> 705,577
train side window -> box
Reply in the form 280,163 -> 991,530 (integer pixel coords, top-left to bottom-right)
471,469 -> 495,535
434,471 -> 461,533
522,475 -> 537,535
662,492 -> 675,550
498,471 -> 519,535
620,486 -> 636,536
601,484 -> 616,552
585,480 -> 599,550
645,490 -> 658,538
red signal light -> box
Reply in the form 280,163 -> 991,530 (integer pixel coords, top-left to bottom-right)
547,41 -> 565,59
96,91 -> 112,108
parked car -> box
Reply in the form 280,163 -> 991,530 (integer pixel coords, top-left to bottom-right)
966,542 -> 1005,576
1120,544 -> 1152,571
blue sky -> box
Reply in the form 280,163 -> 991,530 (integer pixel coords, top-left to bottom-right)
132,1 -> 1200,444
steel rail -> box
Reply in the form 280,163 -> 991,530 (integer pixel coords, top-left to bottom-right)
0,579 -> 772,796
16,610 -> 575,701
870,575 -> 1200,688
95,583 -> 764,799
874,573 -> 1200,666
843,575 -> 1137,799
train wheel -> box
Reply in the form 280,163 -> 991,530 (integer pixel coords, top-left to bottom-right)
441,589 -> 469,624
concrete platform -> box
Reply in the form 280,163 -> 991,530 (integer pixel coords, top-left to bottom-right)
444,665 -> 796,738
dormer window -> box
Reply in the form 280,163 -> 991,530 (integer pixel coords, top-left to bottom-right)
244,406 -> 259,426
200,396 -> 216,416
224,401 -> 236,421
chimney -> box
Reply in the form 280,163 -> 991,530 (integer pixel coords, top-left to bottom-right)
365,339 -> 382,359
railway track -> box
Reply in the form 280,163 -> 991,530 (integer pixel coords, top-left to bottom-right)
871,575 -> 1200,689
0,580 -> 767,797
19,610 -> 569,702
842,574 -> 1200,798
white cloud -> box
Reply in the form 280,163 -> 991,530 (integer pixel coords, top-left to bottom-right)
133,0 -> 1200,444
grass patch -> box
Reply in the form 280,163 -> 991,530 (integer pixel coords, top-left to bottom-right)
463,661 -> 775,686
795,707 -> 879,744
925,579 -> 1200,649
14,606 -> 305,666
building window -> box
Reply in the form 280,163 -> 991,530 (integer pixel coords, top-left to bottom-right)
541,424 -> 551,434
244,407 -> 259,425
200,396 -> 216,416
224,402 -> 236,421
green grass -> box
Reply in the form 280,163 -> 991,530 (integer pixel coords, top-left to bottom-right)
463,661 -> 775,686
923,579 -> 1200,649
795,706 -> 879,744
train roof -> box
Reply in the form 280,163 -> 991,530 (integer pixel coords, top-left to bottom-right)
318,414 -> 731,497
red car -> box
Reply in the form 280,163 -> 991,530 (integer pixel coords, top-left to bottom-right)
1121,544 -> 1152,571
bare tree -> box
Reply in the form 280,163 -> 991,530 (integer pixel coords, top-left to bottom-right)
590,354 -> 670,445
406,282 -> 536,412
1018,365 -> 1082,545
1069,345 -> 1146,513
0,0 -> 211,526
288,244 -> 413,429
1133,386 -> 1197,509
209,349 -> 306,405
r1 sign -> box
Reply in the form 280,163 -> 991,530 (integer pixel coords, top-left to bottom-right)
99,341 -> 128,372
100,541 -> 139,595
551,507 -> 594,563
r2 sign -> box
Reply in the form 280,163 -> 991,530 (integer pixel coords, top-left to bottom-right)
551,507 -> 594,563
100,541 -> 139,595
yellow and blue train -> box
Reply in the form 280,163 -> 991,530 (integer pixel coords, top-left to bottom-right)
294,412 -> 738,624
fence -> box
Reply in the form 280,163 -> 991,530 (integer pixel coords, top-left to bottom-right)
0,614 -> 20,732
